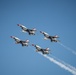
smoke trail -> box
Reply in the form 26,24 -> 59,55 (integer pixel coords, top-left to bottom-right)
50,55 -> 76,72
57,42 -> 76,55
60,61 -> 76,72
39,53 -> 76,75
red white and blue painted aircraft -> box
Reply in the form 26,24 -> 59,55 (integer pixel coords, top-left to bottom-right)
17,24 -> 37,35
11,36 -> 29,46
40,31 -> 59,42
32,44 -> 50,54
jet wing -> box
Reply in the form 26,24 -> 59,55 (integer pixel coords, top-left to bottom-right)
20,40 -> 26,43
52,35 -> 59,38
25,40 -> 29,43
20,40 -> 29,43
30,28 -> 36,31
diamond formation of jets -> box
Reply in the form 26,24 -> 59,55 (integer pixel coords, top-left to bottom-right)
11,24 -> 60,55
11,36 -> 29,46
17,24 -> 37,35
10,24 -> 76,75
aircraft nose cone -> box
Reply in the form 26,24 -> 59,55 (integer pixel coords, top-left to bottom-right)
10,36 -> 13,38
32,44 -> 34,46
17,24 -> 20,26
40,31 -> 44,34
40,31 -> 42,33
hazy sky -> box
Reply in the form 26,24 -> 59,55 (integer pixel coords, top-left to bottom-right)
0,0 -> 76,75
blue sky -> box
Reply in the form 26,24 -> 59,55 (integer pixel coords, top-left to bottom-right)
0,0 -> 76,75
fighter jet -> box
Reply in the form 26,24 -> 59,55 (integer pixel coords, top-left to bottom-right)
40,31 -> 59,42
10,36 -> 29,46
17,24 -> 36,35
32,44 -> 50,54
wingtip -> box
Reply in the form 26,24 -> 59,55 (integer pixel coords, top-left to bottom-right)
33,28 -> 37,31
26,39 -> 29,42
55,35 -> 59,38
